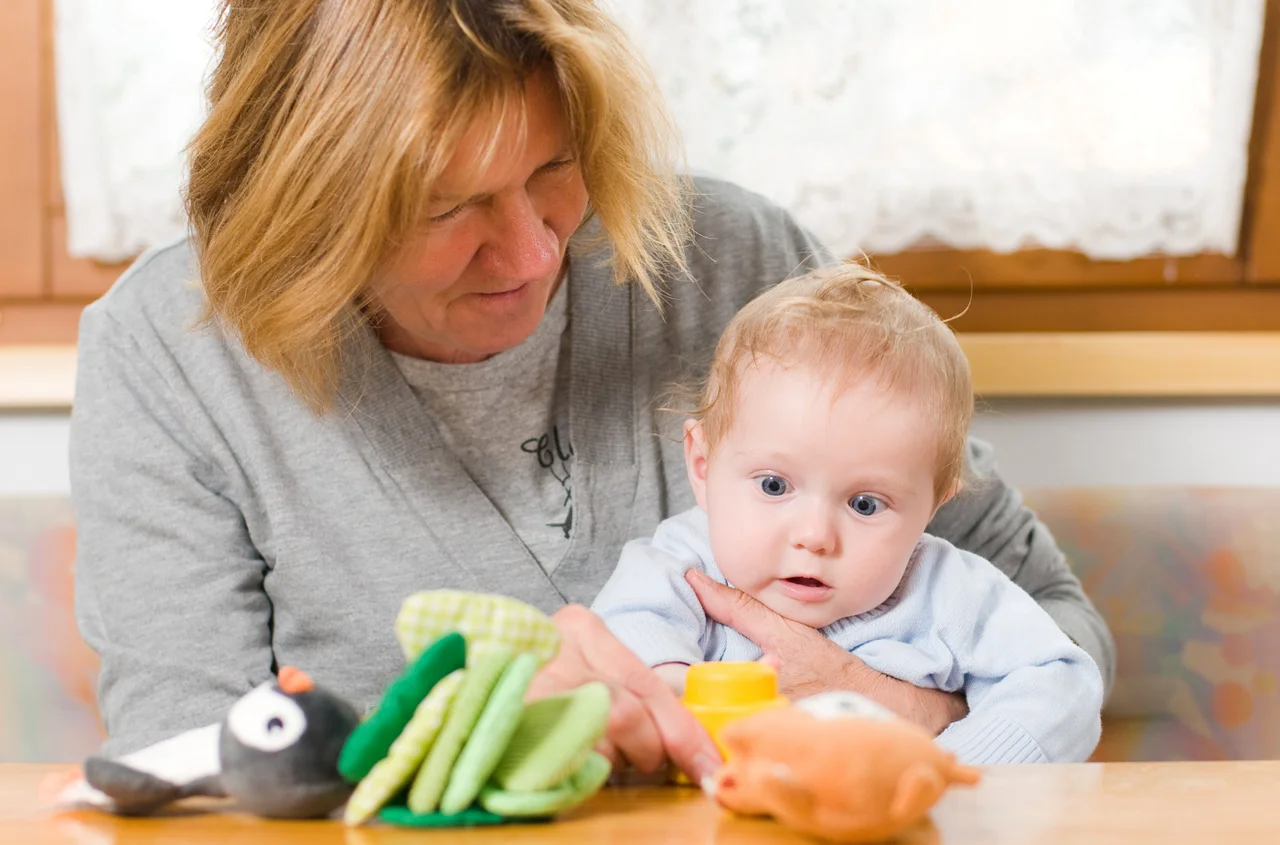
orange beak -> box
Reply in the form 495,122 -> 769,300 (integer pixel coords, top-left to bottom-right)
278,666 -> 315,695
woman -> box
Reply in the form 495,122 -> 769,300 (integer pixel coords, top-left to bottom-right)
71,0 -> 1114,785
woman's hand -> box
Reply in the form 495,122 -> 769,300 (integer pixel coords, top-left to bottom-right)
526,604 -> 723,783
685,569 -> 969,736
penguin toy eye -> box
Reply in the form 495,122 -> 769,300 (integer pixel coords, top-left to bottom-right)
227,684 -> 308,752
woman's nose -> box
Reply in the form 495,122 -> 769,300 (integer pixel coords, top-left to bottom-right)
479,191 -> 561,284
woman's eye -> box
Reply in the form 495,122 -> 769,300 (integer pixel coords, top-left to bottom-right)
758,476 -> 788,497
427,204 -> 464,224
539,157 -> 576,174
849,494 -> 885,516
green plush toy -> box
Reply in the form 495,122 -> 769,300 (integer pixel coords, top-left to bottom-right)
340,591 -> 612,828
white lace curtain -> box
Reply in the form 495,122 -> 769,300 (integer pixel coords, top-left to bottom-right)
608,0 -> 1266,259
56,0 -> 1264,262
54,0 -> 216,262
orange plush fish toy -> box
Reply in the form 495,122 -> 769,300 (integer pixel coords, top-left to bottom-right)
706,692 -> 981,843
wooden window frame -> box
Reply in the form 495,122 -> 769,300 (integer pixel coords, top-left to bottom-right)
6,2 -> 1280,405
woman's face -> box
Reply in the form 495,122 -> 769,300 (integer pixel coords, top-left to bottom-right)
372,71 -> 589,363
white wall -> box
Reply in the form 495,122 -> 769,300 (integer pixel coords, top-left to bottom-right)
2,400 -> 1280,497
971,398 -> 1280,489
0,413 -> 71,495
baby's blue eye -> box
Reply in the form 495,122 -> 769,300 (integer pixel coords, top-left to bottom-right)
849,494 -> 885,516
759,476 -> 788,497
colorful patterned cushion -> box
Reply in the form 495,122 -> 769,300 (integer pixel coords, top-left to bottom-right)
0,498 -> 101,763
1025,487 -> 1280,761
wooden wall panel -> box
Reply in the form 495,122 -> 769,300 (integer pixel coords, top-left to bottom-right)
915,286 -> 1280,333
0,0 -> 45,299
873,248 -> 1241,290
40,0 -> 60,215
0,301 -> 85,344
963,332 -> 1280,397
1243,0 -> 1280,283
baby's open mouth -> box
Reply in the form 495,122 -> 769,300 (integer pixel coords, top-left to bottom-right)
785,576 -> 829,589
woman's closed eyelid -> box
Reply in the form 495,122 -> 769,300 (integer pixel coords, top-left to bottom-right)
530,159 -> 577,185
426,162 -> 571,224
426,204 -> 466,224
539,151 -> 577,168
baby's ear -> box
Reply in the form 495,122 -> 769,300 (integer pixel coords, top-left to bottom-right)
683,420 -> 710,509
933,477 -> 963,514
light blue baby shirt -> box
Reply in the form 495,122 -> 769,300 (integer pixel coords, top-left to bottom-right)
590,507 -> 1103,764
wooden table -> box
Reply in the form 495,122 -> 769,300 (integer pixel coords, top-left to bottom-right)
4,761 -> 1280,843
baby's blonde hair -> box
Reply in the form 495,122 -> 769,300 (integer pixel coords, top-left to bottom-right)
695,263 -> 973,504
186,0 -> 688,411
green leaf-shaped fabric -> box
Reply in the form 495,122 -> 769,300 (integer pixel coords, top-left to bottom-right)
479,752 -> 612,817
492,681 -> 611,792
439,652 -> 539,815
338,632 -> 465,783
408,648 -> 513,814
343,669 -> 464,825
378,803 -> 510,828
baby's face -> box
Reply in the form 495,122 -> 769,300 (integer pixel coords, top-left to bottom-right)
686,362 -> 947,629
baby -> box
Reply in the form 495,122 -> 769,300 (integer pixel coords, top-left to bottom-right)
591,264 -> 1103,764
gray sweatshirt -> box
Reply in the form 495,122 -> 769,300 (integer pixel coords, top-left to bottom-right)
71,176 -> 1115,756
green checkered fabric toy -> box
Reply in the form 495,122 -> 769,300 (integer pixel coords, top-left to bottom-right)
340,591 -> 612,827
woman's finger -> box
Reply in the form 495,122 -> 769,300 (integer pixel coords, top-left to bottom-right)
530,642 -> 665,772
620,655 -> 722,782
538,604 -> 722,782
686,569 -> 813,655
603,688 -> 666,773
587,627 -> 719,779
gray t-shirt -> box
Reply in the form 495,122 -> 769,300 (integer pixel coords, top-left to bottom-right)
390,281 -> 573,573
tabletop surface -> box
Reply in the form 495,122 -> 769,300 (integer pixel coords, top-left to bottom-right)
4,761 -> 1280,844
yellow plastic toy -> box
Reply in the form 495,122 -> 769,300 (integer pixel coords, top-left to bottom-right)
681,662 -> 789,761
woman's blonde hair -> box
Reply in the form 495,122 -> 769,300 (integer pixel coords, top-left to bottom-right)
694,264 -> 973,504
186,0 -> 688,410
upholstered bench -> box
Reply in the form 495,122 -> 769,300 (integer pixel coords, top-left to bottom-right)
4,489 -> 1279,763
1026,488 -> 1280,762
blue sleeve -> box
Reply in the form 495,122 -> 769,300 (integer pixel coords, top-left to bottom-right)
926,545 -> 1104,763
588,514 -> 711,666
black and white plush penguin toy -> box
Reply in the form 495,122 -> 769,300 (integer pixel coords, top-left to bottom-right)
54,667 -> 360,819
